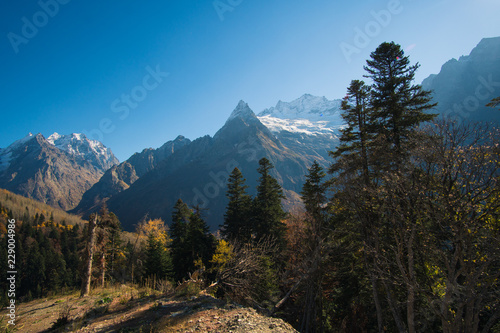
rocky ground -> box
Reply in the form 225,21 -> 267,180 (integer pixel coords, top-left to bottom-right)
0,285 -> 297,332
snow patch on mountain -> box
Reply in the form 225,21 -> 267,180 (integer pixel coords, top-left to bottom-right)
259,116 -> 341,136
0,133 -> 35,172
47,133 -> 119,171
257,94 -> 344,135
48,132 -> 107,157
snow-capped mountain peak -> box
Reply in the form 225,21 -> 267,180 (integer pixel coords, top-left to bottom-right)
259,94 -> 342,121
227,100 -> 256,122
47,132 -> 62,142
47,132 -> 119,171
1,132 -> 118,174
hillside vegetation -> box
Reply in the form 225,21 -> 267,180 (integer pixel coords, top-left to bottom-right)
0,188 -> 85,227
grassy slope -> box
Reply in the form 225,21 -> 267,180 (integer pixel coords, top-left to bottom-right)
0,188 -> 85,226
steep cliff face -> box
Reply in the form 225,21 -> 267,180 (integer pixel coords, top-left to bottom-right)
0,133 -> 118,210
422,37 -> 500,123
71,135 -> 191,215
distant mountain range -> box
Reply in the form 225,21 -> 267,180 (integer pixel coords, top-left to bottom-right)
1,36 -> 499,231
73,100 -> 329,231
0,133 -> 118,210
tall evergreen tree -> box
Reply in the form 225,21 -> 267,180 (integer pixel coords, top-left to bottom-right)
221,168 -> 252,243
301,161 -> 328,224
95,206 -> 121,287
171,200 -> 190,241
39,213 -> 45,225
186,208 -> 215,271
80,205 -> 121,295
170,199 -> 191,281
298,161 -> 329,332
331,80 -> 373,184
106,213 -> 122,281
144,232 -> 173,279
329,79 -> 387,332
364,41 -> 436,168
253,158 -> 286,247
170,200 -> 215,281
363,42 -> 437,333
327,42 -> 439,332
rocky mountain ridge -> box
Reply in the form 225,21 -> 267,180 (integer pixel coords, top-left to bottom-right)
422,36 -> 500,123
71,135 -> 191,215
0,132 -> 118,210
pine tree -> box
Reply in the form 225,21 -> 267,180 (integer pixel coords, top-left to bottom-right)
221,168 -> 252,243
331,80 -> 373,184
297,161 -> 329,332
363,43 -> 437,331
171,199 -> 190,244
302,161 -> 328,221
170,199 -> 191,281
39,213 -> 45,225
144,232 -> 173,279
364,42 -> 436,168
169,200 -> 215,281
253,158 -> 286,248
186,208 -> 215,272
95,206 -> 121,287
106,213 -> 122,281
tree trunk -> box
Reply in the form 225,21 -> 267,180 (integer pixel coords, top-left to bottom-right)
110,235 -> 115,277
81,215 -> 97,297
406,227 -> 416,333
383,279 -> 407,333
100,252 -> 106,288
369,268 -> 384,333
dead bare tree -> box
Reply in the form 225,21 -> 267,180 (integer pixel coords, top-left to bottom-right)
214,237 -> 278,309
80,213 -> 97,297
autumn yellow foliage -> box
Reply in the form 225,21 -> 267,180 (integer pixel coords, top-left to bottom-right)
136,218 -> 171,245
210,239 -> 234,273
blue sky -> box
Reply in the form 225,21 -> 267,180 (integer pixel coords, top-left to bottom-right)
1,0 -> 499,161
